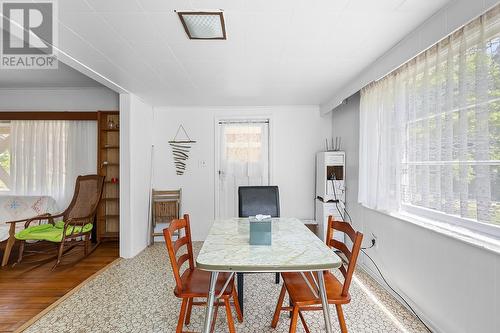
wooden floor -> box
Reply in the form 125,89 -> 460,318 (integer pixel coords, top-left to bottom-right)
0,241 -> 119,333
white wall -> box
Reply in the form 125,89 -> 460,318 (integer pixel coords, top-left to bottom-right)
321,0 -> 499,113
119,93 -> 153,258
333,93 -> 500,333
0,87 -> 118,111
152,106 -> 331,241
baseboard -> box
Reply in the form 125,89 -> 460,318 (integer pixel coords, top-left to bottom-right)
14,257 -> 121,333
358,259 -> 443,333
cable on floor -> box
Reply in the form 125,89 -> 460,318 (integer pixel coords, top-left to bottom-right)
339,205 -> 433,333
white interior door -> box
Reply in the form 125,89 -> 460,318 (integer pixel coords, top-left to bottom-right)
217,120 -> 270,218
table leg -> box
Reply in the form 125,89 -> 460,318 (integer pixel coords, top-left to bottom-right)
317,271 -> 333,333
2,224 -> 16,267
203,271 -> 219,333
237,272 -> 244,315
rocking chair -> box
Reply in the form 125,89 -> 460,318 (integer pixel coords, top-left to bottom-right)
13,175 -> 105,269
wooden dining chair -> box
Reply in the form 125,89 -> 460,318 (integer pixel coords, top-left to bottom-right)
163,214 -> 243,333
271,216 -> 363,333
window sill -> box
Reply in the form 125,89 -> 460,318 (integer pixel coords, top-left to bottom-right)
386,210 -> 500,256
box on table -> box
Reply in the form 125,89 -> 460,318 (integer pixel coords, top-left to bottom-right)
249,217 -> 272,245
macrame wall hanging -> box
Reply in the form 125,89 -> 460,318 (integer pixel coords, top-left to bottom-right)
169,125 -> 196,175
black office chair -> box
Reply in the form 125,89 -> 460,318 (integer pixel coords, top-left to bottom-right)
237,186 -> 280,314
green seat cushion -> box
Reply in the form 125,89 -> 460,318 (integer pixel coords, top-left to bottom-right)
15,221 -> 93,242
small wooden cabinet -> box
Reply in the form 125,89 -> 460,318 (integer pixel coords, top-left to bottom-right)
97,111 -> 120,241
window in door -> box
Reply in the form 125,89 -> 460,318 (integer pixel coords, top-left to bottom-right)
217,120 -> 270,218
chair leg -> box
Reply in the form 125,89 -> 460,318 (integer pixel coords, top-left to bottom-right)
16,240 -> 26,264
237,272 -> 244,315
224,297 -> 236,333
2,224 -> 16,266
289,305 -> 299,333
298,311 -> 311,333
184,298 -> 193,325
271,284 -> 287,328
52,239 -> 65,270
336,304 -> 348,333
209,302 -> 220,333
275,272 -> 280,284
176,298 -> 188,333
84,234 -> 90,256
232,286 -> 243,322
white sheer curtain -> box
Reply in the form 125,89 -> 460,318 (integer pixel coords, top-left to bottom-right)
359,5 -> 500,227
219,121 -> 269,218
10,120 -> 97,208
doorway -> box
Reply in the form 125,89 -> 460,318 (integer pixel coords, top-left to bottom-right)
216,119 -> 270,218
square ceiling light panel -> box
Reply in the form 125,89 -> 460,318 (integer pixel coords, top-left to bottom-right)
177,11 -> 226,40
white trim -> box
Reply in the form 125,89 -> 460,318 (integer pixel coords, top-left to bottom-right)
213,115 -> 273,219
401,203 -> 500,239
214,117 -> 221,219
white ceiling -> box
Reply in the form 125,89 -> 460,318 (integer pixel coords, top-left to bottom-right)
53,0 -> 451,106
0,61 -> 105,89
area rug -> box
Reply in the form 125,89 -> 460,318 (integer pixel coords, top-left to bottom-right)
23,242 -> 428,333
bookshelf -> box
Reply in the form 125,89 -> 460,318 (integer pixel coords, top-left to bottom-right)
97,111 -> 120,241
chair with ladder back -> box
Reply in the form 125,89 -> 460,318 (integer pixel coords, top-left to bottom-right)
271,216 -> 363,333
163,214 -> 243,333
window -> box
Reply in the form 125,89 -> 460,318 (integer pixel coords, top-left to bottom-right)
359,5 -> 500,237
224,125 -> 265,163
0,121 -> 11,191
2,120 -> 97,208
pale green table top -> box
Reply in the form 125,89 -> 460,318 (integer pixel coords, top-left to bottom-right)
196,218 -> 342,273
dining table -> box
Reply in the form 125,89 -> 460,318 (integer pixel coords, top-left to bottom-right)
196,217 -> 343,333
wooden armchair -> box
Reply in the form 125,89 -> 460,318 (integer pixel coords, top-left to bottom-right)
11,175 -> 104,269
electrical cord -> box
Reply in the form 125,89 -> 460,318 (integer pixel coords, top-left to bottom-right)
339,204 -> 433,333
324,171 -> 432,330
331,173 -> 347,222
335,201 -> 345,220
342,205 -> 353,224
361,249 -> 433,333
324,168 -> 432,330
361,240 -> 375,250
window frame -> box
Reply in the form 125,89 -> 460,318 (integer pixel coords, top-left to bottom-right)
401,203 -> 500,238
396,30 -> 500,237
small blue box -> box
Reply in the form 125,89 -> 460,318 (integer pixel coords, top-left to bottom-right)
249,217 -> 272,245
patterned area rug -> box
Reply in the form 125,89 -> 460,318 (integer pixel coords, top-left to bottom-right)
25,242 -> 428,333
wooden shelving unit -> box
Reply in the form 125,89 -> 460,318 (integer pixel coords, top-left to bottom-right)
97,111 -> 120,241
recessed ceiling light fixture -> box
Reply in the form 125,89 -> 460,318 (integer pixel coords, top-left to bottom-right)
176,11 -> 226,40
